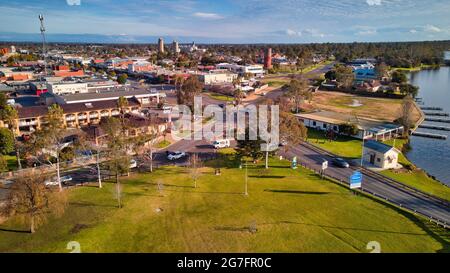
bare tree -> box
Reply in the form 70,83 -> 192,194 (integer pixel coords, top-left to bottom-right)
287,78 -> 309,113
280,111 -> 308,153
101,117 -> 130,208
32,104 -> 66,192
398,95 -> 415,137
189,153 -> 202,188
0,171 -> 67,233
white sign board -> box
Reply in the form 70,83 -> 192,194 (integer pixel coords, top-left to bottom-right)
322,160 -> 328,170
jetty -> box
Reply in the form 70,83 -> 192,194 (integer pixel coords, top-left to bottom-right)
424,118 -> 450,123
421,107 -> 443,111
423,112 -> 450,117
412,131 -> 447,140
419,125 -> 450,131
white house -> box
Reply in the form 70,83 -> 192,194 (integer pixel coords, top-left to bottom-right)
363,140 -> 400,169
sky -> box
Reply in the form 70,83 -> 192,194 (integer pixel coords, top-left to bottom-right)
0,0 -> 449,43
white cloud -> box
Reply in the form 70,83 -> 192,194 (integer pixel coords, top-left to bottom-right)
302,29 -> 326,38
366,0 -> 382,6
409,29 -> 417,34
424,24 -> 441,33
356,29 -> 377,35
192,12 -> 223,19
286,29 -> 301,36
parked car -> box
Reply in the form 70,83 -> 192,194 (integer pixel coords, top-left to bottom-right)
129,159 -> 138,169
213,139 -> 231,149
332,158 -> 350,168
45,175 -> 72,187
167,151 -> 186,161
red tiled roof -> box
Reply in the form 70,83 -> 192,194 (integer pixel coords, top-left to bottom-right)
17,98 -> 140,119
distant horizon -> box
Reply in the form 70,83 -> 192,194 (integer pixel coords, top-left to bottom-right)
1,32 -> 450,46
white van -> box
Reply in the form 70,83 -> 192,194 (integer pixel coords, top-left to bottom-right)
213,139 -> 231,149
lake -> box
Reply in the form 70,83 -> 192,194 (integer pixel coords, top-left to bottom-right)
408,66 -> 450,185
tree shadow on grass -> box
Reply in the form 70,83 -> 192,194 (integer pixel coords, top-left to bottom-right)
249,176 -> 286,179
213,226 -> 252,232
69,201 -> 117,208
0,227 -> 30,234
276,220 -> 428,236
264,189 -> 330,195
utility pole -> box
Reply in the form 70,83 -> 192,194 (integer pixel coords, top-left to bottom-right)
38,14 -> 47,80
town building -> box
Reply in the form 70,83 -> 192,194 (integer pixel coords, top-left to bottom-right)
173,40 -> 180,54
264,48 -> 273,69
158,38 -> 165,53
215,63 -> 265,77
198,70 -> 238,85
296,110 -> 403,140
363,140 -> 400,169
9,98 -> 142,136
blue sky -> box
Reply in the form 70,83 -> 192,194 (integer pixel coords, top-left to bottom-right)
0,0 -> 449,43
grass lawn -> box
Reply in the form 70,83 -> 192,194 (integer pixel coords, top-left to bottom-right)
307,129 -> 362,158
261,78 -> 290,87
310,91 -> 421,123
2,155 -> 18,172
1,157 -> 448,253
205,92 -> 233,102
155,140 -> 171,149
391,64 -> 438,72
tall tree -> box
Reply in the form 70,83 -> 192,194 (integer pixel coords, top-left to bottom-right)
234,88 -> 245,105
0,171 -> 67,233
279,112 -> 308,153
335,65 -> 355,88
189,153 -> 202,188
398,95 -> 415,137
177,76 -> 203,109
101,117 -> 130,208
375,62 -> 389,79
1,104 -> 21,169
117,96 -> 129,123
287,78 -> 309,113
33,104 -> 66,191
0,127 -> 14,155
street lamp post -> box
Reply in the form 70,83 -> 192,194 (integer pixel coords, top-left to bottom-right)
244,160 -> 248,196
360,130 -> 365,169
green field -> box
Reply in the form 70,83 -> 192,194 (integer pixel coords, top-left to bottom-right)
0,157 -> 448,253
307,129 -> 362,158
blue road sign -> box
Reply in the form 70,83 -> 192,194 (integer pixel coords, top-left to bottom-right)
349,171 -> 362,189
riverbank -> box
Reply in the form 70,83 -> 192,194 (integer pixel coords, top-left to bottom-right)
381,138 -> 450,202
392,64 -> 442,72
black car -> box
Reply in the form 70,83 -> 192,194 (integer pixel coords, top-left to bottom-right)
332,158 -> 350,168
